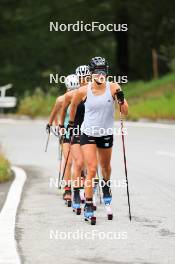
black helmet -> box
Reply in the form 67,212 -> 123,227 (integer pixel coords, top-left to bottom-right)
89,57 -> 109,74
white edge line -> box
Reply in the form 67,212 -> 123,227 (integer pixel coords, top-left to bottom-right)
0,166 -> 27,264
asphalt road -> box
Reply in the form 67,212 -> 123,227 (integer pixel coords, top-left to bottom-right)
0,119 -> 175,264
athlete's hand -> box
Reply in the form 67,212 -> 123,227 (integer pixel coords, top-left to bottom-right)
46,123 -> 51,134
58,124 -> 65,137
116,90 -> 125,105
52,126 -> 59,137
67,121 -> 74,140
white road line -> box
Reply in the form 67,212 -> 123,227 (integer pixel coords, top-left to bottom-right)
0,166 -> 27,264
156,150 -> 175,158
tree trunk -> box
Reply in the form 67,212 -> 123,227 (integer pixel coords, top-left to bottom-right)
115,4 -> 129,77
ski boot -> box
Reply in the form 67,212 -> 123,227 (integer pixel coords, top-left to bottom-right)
102,181 -> 113,220
84,200 -> 96,225
63,186 -> 72,207
72,188 -> 81,215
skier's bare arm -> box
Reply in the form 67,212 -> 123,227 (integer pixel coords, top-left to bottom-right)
59,90 -> 75,126
110,82 -> 128,116
69,86 -> 87,122
48,95 -> 64,125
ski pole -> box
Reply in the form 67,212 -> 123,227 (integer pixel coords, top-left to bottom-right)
96,168 -> 102,204
45,132 -> 50,152
58,137 -> 63,189
119,104 -> 132,221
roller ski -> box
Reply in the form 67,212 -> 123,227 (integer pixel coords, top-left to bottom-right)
84,201 -> 96,225
102,181 -> 113,220
72,189 -> 81,215
63,186 -> 72,207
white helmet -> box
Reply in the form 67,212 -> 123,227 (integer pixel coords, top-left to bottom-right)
65,74 -> 80,90
76,65 -> 90,77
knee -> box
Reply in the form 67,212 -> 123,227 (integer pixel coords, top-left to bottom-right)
87,162 -> 97,177
101,163 -> 111,172
67,160 -> 72,168
74,159 -> 83,171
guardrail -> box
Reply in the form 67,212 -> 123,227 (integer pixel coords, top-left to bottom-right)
0,84 -> 17,109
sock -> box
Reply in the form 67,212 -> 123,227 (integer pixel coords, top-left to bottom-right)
86,198 -> 93,205
102,180 -> 112,197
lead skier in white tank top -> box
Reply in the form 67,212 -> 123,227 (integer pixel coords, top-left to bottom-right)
68,57 -> 128,222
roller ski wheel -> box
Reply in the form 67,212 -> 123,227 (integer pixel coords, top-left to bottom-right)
84,204 -> 96,225
73,207 -> 81,215
84,216 -> 96,225
105,204 -> 113,220
107,214 -> 113,220
93,205 -> 97,211
65,199 -> 72,207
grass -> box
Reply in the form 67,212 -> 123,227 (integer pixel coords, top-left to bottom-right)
17,89 -> 56,118
123,73 -> 175,120
0,152 -> 11,183
127,94 -> 175,120
17,73 -> 175,120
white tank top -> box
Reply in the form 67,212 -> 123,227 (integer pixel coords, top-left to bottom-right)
81,82 -> 115,137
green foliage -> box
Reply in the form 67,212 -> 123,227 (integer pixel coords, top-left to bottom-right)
127,95 -> 175,120
123,73 -> 175,120
125,73 -> 175,99
1,0 -> 175,97
0,152 -> 11,183
17,88 -> 56,117
18,72 -> 175,120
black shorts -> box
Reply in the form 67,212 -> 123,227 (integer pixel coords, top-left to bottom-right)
72,135 -> 80,145
80,133 -> 113,148
63,136 -> 70,144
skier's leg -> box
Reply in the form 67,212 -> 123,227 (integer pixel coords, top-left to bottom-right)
98,146 -> 113,219
98,148 -> 112,180
81,143 -> 98,199
71,141 -> 84,188
71,140 -> 84,210
62,142 -> 72,184
62,141 -> 72,200
81,142 -> 97,220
